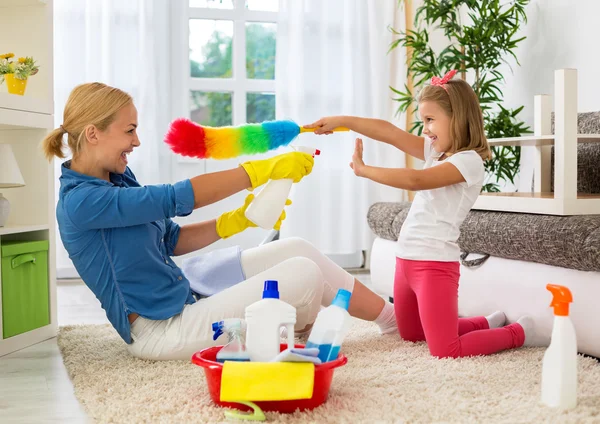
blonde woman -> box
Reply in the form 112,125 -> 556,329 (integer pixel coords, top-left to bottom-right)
44,83 -> 397,361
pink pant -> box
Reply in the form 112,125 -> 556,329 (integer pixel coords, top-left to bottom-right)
394,258 -> 524,358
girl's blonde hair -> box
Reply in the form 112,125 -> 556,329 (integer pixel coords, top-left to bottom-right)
42,82 -> 132,161
417,77 -> 491,160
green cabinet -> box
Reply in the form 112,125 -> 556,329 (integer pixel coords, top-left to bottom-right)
1,240 -> 50,339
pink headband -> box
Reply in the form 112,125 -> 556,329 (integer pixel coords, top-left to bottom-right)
431,70 -> 457,92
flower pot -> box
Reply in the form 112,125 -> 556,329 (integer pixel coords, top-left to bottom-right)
4,74 -> 27,95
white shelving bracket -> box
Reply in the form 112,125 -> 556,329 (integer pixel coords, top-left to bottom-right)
553,69 -> 578,209
533,94 -> 552,193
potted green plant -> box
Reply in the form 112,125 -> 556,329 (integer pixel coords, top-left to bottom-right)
390,0 -> 531,192
0,53 -> 39,96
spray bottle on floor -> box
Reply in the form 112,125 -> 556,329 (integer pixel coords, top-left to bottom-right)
306,289 -> 353,363
541,284 -> 577,410
244,146 -> 320,230
212,318 -> 250,363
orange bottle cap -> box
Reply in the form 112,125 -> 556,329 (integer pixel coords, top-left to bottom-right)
546,284 -> 573,316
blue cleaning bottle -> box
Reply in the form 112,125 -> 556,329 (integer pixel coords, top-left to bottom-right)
212,318 -> 250,363
306,289 -> 353,363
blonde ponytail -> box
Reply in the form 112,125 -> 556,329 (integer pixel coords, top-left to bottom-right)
42,127 -> 67,161
42,82 -> 133,162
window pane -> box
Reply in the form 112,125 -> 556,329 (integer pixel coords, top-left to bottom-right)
190,91 -> 233,127
189,20 -> 233,78
247,93 -> 275,123
246,0 -> 278,12
246,22 -> 276,79
189,0 -> 233,9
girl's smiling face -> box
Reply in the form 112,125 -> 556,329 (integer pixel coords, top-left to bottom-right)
419,101 -> 452,154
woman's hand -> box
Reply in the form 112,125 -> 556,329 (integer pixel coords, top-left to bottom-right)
350,138 -> 367,177
216,194 -> 292,239
303,116 -> 346,135
241,152 -> 314,189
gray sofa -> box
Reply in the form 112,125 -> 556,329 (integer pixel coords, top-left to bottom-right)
367,202 -> 600,273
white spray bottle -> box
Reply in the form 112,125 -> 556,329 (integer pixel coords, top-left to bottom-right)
212,318 -> 250,363
245,146 -> 320,230
541,284 -> 577,410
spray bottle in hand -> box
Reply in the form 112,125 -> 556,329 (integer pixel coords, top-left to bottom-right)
541,284 -> 577,410
245,146 -> 320,229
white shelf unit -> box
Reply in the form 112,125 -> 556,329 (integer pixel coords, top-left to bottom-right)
473,69 -> 600,215
0,0 -> 56,356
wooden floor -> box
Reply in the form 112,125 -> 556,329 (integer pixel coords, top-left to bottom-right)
0,280 -> 108,424
0,273 -> 372,423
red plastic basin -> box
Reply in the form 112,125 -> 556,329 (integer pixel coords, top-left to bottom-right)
191,343 -> 347,413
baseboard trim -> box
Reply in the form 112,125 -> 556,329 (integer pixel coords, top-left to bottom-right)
57,267 -> 80,280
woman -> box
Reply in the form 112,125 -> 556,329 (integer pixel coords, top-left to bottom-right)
43,82 -> 397,361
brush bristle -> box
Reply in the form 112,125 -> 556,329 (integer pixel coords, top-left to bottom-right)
164,118 -> 207,158
262,120 -> 301,150
164,118 -> 302,159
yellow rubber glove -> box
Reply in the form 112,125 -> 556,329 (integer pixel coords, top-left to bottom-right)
216,194 -> 292,239
241,152 -> 314,189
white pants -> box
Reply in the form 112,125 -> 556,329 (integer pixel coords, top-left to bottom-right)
127,237 -> 355,361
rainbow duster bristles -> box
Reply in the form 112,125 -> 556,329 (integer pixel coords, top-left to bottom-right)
164,118 -> 348,159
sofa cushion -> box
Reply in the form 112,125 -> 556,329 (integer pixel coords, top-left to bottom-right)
367,202 -> 600,272
366,202 -> 411,242
549,111 -> 600,193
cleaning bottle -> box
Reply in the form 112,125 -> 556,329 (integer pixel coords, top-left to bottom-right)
541,284 -> 577,410
245,146 -> 320,229
245,280 -> 296,362
306,289 -> 353,363
212,318 -> 250,363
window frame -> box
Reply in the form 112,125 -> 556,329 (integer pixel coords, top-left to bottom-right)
172,0 -> 277,135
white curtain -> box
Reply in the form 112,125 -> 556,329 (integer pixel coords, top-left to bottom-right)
53,0 -> 172,278
276,0 -> 407,257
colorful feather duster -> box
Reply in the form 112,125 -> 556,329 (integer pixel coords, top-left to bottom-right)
164,118 -> 348,159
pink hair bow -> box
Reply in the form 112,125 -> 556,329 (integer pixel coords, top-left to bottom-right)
431,69 -> 458,91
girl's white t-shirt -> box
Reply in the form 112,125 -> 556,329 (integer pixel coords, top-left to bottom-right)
396,137 -> 484,262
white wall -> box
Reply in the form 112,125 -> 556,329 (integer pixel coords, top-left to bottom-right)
489,0 -> 600,192
502,0 -> 600,127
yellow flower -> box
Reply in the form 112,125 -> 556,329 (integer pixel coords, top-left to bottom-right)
18,57 -> 26,63
5,53 -> 14,59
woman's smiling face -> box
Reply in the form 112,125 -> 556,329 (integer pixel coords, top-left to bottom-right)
95,103 -> 141,175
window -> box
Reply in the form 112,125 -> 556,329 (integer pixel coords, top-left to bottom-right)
188,0 -> 278,128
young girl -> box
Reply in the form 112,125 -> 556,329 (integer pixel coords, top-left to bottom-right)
44,82 -> 396,361
306,70 -> 533,358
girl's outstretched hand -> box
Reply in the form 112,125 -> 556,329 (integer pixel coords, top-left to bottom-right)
303,116 -> 343,135
350,138 -> 366,177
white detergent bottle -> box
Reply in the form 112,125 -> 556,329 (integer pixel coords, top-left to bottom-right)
245,146 -> 320,229
541,283 -> 577,410
245,280 -> 296,362
306,289 -> 353,363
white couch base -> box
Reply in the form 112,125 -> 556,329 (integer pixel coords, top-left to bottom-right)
370,237 -> 600,358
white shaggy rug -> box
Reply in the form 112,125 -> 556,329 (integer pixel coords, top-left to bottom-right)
58,320 -> 600,423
